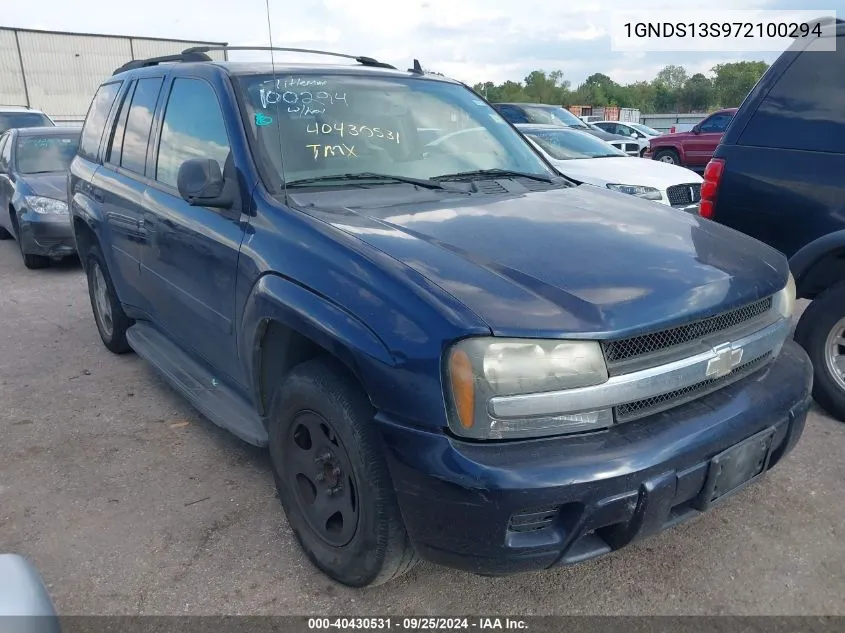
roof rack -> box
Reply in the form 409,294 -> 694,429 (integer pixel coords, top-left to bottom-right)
182,46 -> 397,69
112,50 -> 213,75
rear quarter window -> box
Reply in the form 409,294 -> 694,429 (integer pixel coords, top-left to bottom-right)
79,81 -> 123,162
739,35 -> 845,153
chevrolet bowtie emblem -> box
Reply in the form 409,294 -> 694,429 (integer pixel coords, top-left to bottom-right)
706,343 -> 743,379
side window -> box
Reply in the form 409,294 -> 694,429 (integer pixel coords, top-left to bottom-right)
120,77 -> 163,175
700,113 -> 732,133
105,83 -> 133,165
0,134 -> 9,171
739,36 -> 845,153
497,105 -> 529,124
79,82 -> 122,161
156,78 -> 231,188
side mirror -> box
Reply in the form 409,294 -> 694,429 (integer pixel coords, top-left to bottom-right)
692,125 -> 701,135
629,131 -> 638,138
177,158 -> 233,209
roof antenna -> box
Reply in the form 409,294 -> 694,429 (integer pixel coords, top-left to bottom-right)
409,59 -> 424,75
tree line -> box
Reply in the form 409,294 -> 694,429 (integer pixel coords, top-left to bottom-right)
470,62 -> 770,114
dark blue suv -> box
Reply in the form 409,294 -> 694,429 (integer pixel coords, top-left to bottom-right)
69,47 -> 811,587
702,18 -> 845,424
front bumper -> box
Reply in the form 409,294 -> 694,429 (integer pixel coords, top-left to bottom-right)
18,213 -> 75,257
377,340 -> 812,576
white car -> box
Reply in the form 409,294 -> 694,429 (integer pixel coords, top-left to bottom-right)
591,121 -> 664,156
517,123 -> 703,212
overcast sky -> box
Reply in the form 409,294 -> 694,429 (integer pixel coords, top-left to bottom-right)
4,0 -> 840,86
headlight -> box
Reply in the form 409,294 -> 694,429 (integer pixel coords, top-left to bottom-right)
445,337 -> 611,440
24,196 -> 68,215
606,184 -> 662,201
773,271 -> 796,319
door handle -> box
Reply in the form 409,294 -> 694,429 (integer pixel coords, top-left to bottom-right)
92,191 -> 104,203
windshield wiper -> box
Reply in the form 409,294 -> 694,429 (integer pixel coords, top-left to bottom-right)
285,172 -> 449,190
433,169 -> 553,183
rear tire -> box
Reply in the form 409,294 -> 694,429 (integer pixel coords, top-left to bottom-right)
85,245 -> 133,354
654,149 -> 680,165
794,282 -> 845,422
268,358 -> 419,587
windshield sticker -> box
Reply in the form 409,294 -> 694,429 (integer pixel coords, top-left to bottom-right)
305,144 -> 357,160
305,121 -> 400,144
255,112 -> 273,126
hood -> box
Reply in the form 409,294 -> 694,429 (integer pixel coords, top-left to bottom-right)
651,131 -> 691,142
294,185 -> 788,338
551,157 -> 703,190
18,172 -> 67,202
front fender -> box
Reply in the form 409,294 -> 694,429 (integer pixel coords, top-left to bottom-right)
239,273 -> 395,414
789,230 -> 845,297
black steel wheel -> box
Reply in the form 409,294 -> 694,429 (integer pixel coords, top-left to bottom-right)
269,357 -> 419,587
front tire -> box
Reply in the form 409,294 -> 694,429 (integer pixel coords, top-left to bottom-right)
654,149 -> 680,165
86,245 -> 133,354
794,281 -> 845,422
269,358 -> 418,587
19,238 -> 49,270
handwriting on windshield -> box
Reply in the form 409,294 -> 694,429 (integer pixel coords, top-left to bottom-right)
259,88 -> 348,113
305,122 -> 400,143
305,144 -> 358,160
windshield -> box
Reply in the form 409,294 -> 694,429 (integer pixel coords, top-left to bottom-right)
235,74 -> 554,188
523,129 -> 626,160
520,105 -> 588,129
632,123 -> 660,136
15,134 -> 80,174
0,113 -> 54,134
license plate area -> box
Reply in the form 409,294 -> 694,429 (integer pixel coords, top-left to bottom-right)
695,426 -> 776,511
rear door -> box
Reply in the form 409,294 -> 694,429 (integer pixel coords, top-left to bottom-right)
96,75 -> 165,314
140,71 -> 248,386
687,112 -> 732,165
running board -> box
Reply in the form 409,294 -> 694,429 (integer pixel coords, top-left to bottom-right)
126,323 -> 268,447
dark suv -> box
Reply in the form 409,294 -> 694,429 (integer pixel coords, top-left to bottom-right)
69,47 -> 811,587
702,18 -> 845,422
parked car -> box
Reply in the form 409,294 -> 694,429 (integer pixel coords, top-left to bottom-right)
493,103 -> 640,155
70,47 -> 810,587
593,121 -> 661,156
0,106 -> 55,134
0,126 -> 80,268
645,108 -> 737,168
517,124 -> 702,211
580,115 -> 603,124
702,18 -> 845,422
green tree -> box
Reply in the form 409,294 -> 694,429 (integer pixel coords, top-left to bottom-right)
655,64 -> 689,90
711,61 -> 769,107
679,73 -> 713,112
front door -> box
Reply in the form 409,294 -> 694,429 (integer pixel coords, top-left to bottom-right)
140,75 -> 247,388
687,112 -> 733,166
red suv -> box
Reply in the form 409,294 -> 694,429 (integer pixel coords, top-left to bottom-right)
644,108 -> 737,169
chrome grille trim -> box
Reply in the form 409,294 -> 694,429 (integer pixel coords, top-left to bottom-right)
602,296 -> 773,365
488,317 -> 789,420
666,183 -> 702,206
615,352 -> 772,422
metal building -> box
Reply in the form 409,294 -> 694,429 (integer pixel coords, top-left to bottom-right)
0,27 -> 227,125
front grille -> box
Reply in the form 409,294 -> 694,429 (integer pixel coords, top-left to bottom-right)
666,183 -> 702,206
508,505 -> 560,533
615,352 -> 772,422
602,296 -> 773,364
624,143 -> 639,153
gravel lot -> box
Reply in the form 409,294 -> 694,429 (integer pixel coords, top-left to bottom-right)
1,240 -> 844,616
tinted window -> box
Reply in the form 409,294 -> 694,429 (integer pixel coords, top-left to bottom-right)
523,105 -> 587,128
0,112 -> 53,133
740,36 -> 845,153
105,83 -> 132,165
0,134 -> 11,170
15,134 -> 80,174
120,78 -> 162,175
156,78 -> 231,188
79,82 -> 122,161
495,105 -> 529,124
699,113 -> 732,133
